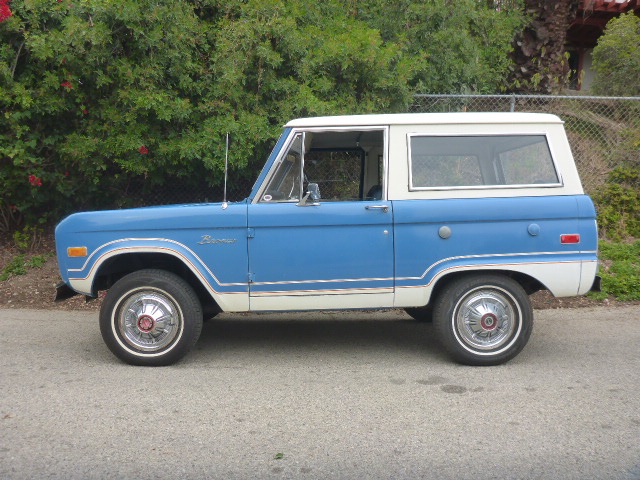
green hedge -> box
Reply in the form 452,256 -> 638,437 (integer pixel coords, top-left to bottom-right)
1,0 -> 524,228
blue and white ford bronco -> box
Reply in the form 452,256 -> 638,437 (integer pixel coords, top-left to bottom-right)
55,112 -> 600,366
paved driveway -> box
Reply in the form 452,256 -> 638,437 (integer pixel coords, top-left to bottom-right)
1,306 -> 639,479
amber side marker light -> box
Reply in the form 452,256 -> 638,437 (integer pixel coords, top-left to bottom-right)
67,247 -> 88,257
560,234 -> 581,244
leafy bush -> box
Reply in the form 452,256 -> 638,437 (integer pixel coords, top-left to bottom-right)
0,254 -> 27,281
1,0 -> 524,229
0,252 -> 50,281
592,12 -> 640,97
12,224 -> 43,252
26,254 -> 49,269
592,167 -> 640,240
589,241 -> 640,301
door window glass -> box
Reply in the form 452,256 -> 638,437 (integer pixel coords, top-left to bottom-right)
304,130 -> 384,202
304,149 -> 364,202
261,129 -> 385,203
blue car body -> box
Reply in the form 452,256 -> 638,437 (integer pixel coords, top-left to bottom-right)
55,112 -> 599,365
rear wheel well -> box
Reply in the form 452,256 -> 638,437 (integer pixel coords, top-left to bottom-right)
429,270 -> 546,305
93,253 -> 220,318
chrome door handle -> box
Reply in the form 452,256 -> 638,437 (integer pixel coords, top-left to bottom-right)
365,205 -> 389,213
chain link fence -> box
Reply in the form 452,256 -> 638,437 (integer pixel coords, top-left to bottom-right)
411,94 -> 640,195
124,162 -> 261,207
132,94 -> 639,205
126,173 -> 254,207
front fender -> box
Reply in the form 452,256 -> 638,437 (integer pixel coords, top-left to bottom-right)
64,238 -> 248,311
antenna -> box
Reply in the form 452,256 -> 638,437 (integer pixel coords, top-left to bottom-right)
222,133 -> 229,210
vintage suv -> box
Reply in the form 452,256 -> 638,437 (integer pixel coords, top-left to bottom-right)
55,112 -> 600,367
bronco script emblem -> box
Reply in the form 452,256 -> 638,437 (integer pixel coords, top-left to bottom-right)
198,235 -> 238,245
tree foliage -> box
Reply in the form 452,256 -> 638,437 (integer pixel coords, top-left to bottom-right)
355,0 -> 525,94
509,0 -> 580,93
0,0 -> 524,228
592,12 -> 640,97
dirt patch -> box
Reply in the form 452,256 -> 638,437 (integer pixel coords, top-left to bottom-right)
0,233 -> 103,311
0,236 -> 636,312
0,256 -> 104,311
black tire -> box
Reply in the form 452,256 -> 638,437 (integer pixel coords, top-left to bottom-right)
433,274 -> 533,366
404,305 -> 433,322
99,269 -> 203,366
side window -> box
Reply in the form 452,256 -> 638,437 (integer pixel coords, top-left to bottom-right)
261,134 -> 302,202
261,129 -> 385,203
409,136 -> 484,188
497,137 -> 559,185
409,135 -> 560,189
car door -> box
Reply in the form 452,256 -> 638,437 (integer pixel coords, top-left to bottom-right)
247,128 -> 395,311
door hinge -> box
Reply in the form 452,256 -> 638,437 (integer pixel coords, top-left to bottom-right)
247,228 -> 255,239
248,272 -> 255,283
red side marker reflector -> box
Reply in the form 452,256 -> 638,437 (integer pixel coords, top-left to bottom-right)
561,234 -> 580,244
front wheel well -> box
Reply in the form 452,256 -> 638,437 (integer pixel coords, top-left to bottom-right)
93,253 -> 220,318
429,270 -> 546,305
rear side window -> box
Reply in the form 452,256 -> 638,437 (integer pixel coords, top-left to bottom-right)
409,135 -> 560,190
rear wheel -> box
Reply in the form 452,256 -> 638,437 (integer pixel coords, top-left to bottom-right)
99,269 -> 203,366
433,274 -> 533,366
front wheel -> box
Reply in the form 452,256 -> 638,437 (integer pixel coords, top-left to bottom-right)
99,269 -> 203,366
433,274 -> 533,366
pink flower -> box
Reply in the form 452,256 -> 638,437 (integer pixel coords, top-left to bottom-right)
61,81 -> 73,89
82,109 -> 89,115
139,146 -> 149,155
29,175 -> 43,187
0,4 -> 13,23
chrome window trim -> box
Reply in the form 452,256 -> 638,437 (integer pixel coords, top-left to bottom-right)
299,132 -> 306,202
383,126 -> 390,200
253,126 -> 390,204
255,132 -> 303,204
406,132 -> 564,192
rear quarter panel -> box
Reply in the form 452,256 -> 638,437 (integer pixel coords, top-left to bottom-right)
392,195 -> 598,307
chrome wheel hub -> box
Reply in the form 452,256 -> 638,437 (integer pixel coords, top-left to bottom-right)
480,313 -> 498,331
454,287 -> 519,352
137,315 -> 156,333
118,291 -> 182,352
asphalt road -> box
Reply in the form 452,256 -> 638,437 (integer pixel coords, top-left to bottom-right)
1,306 -> 639,480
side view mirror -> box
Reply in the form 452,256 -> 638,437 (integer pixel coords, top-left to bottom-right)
308,183 -> 320,202
298,183 -> 320,206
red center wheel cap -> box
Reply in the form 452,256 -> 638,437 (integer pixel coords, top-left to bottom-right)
480,313 -> 498,331
137,315 -> 156,333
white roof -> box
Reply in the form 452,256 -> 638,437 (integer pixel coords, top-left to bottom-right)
285,112 -> 563,128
